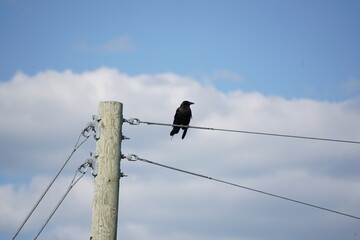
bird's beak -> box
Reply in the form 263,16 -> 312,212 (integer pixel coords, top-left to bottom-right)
189,102 -> 194,105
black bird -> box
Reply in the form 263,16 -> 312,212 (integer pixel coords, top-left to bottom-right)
170,101 -> 194,139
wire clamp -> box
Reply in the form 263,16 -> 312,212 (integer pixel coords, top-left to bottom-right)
120,172 -> 128,178
78,151 -> 99,177
82,115 -> 101,140
122,154 -> 138,161
124,118 -> 141,125
122,135 -> 130,140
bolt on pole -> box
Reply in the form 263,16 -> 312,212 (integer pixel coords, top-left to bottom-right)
90,101 -> 123,240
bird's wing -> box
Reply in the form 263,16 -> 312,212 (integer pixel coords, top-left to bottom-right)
182,109 -> 192,125
173,108 -> 184,124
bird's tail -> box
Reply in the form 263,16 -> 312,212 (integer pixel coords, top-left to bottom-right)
170,127 -> 180,136
181,128 -> 188,139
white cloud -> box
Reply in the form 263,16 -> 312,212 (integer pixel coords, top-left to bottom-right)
6,0 -> 29,10
74,35 -> 135,54
0,175 -> 93,240
100,35 -> 135,53
1,68 -> 360,240
341,78 -> 360,94
206,69 -> 243,83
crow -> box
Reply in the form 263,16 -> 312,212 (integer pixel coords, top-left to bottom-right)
170,101 -> 194,139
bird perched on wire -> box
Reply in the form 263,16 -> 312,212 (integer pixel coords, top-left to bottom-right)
170,100 -> 194,139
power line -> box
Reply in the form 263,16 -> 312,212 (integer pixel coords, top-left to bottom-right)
11,133 -> 89,240
125,118 -> 360,145
123,154 -> 360,221
33,169 -> 86,240
12,115 -> 101,240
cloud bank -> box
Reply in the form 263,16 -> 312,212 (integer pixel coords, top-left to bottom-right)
1,68 -> 360,240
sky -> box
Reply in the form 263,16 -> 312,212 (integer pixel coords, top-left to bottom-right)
1,0 -> 360,100
0,0 -> 360,240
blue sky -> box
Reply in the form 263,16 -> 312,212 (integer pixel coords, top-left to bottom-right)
1,0 -> 359,100
1,1 -> 360,240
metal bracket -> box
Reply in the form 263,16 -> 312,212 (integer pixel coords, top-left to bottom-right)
78,151 -> 99,177
122,154 -> 138,161
122,135 -> 130,140
82,115 -> 101,140
120,172 -> 128,178
124,118 -> 141,125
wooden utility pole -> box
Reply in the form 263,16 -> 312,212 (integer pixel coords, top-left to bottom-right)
90,101 -> 123,240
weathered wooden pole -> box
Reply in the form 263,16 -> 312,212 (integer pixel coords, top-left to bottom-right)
90,101 -> 123,240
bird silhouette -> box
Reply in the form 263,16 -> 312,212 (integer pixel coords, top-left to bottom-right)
170,101 -> 194,139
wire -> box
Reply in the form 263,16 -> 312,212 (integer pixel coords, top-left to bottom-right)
124,154 -> 360,221
125,118 -> 360,145
11,133 -> 89,240
32,169 -> 85,240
